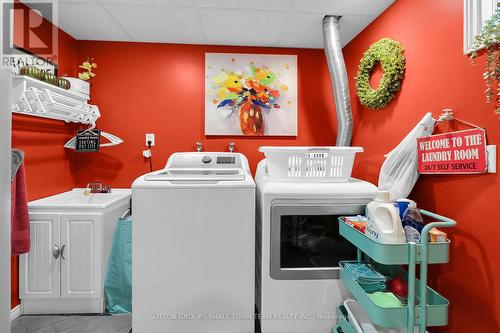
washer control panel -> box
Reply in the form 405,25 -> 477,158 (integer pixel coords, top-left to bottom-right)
166,153 -> 242,169
216,156 -> 236,164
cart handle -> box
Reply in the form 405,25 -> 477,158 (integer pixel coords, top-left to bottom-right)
419,209 -> 457,240
415,209 -> 456,333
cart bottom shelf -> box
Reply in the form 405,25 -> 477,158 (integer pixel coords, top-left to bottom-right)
339,261 -> 449,328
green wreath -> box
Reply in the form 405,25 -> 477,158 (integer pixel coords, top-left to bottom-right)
355,38 -> 406,110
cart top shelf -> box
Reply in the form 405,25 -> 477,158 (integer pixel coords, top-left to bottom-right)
339,215 -> 453,265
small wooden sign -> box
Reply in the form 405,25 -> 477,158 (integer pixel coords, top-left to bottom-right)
417,128 -> 487,174
76,129 -> 100,152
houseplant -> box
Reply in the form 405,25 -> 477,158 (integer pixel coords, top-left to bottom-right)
469,3 -> 500,115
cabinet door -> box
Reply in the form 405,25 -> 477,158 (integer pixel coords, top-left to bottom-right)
20,213 -> 61,299
60,213 -> 102,299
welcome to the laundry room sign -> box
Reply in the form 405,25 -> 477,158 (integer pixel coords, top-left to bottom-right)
417,128 -> 487,174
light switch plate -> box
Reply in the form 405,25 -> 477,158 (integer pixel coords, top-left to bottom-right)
146,133 -> 155,146
487,145 -> 496,173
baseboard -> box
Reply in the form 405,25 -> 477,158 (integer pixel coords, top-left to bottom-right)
10,304 -> 21,322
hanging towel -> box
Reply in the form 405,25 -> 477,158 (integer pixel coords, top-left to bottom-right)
11,149 -> 24,182
104,217 -> 132,314
11,152 -> 30,256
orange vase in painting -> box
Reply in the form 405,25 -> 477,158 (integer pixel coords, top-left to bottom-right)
239,102 -> 264,135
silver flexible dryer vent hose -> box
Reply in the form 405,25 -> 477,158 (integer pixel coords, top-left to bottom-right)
322,15 -> 353,146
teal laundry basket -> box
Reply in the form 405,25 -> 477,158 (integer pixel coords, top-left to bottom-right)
104,217 -> 132,314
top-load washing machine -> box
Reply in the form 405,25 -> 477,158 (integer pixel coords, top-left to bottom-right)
255,147 -> 377,333
132,152 -> 255,333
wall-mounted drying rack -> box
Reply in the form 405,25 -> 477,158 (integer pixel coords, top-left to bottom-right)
11,75 -> 100,124
11,75 -> 124,149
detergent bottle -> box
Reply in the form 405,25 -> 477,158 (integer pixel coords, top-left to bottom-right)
365,191 -> 406,244
401,201 -> 424,243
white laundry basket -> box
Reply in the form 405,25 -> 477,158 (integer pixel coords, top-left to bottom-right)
259,146 -> 363,182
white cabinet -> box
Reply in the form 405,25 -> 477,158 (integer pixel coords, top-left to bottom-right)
19,189 -> 130,314
20,213 -> 60,299
60,214 -> 102,299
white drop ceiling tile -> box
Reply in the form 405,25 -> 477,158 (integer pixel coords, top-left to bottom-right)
199,8 -> 287,46
197,0 -> 291,11
96,0 -> 154,6
154,0 -> 197,7
104,5 -> 153,40
291,0 -> 394,16
338,15 -> 377,46
127,0 -> 155,5
107,5 -> 206,44
278,12 -> 323,48
54,0 -> 392,47
58,2 -> 131,41
95,0 -> 128,4
58,0 -> 93,3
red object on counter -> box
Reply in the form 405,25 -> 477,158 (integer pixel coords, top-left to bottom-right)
11,164 -> 30,256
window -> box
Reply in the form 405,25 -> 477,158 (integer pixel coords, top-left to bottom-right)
464,0 -> 499,54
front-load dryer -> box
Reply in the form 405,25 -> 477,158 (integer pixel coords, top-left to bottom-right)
255,160 -> 377,333
132,152 -> 255,333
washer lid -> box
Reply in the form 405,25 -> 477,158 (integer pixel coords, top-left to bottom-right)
144,168 -> 245,181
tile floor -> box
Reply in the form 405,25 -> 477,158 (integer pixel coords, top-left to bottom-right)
11,314 -> 132,333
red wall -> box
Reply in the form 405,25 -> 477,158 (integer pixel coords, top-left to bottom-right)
74,42 -> 340,185
11,2 -> 79,309
10,1 -> 500,331
343,0 -> 500,331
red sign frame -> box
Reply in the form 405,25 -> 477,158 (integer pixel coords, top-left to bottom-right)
417,128 -> 487,174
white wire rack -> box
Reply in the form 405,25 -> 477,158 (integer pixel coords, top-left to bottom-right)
11,75 -> 100,124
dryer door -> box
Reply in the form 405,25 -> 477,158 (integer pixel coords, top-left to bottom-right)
270,204 -> 363,280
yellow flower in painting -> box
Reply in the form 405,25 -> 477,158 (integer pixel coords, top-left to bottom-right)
279,83 -> 288,91
254,67 -> 276,86
217,87 -> 229,100
212,70 -> 229,86
225,73 -> 242,90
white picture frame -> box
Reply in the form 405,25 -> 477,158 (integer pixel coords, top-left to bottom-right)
464,0 -> 499,54
205,53 -> 298,136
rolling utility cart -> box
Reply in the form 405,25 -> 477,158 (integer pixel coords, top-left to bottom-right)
334,210 -> 456,333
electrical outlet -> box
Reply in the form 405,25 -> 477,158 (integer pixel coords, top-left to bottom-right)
146,133 -> 155,146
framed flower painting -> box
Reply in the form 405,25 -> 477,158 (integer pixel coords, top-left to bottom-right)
205,53 -> 297,136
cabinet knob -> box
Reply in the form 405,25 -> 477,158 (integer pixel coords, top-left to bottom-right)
52,244 -> 60,259
61,244 -> 67,260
